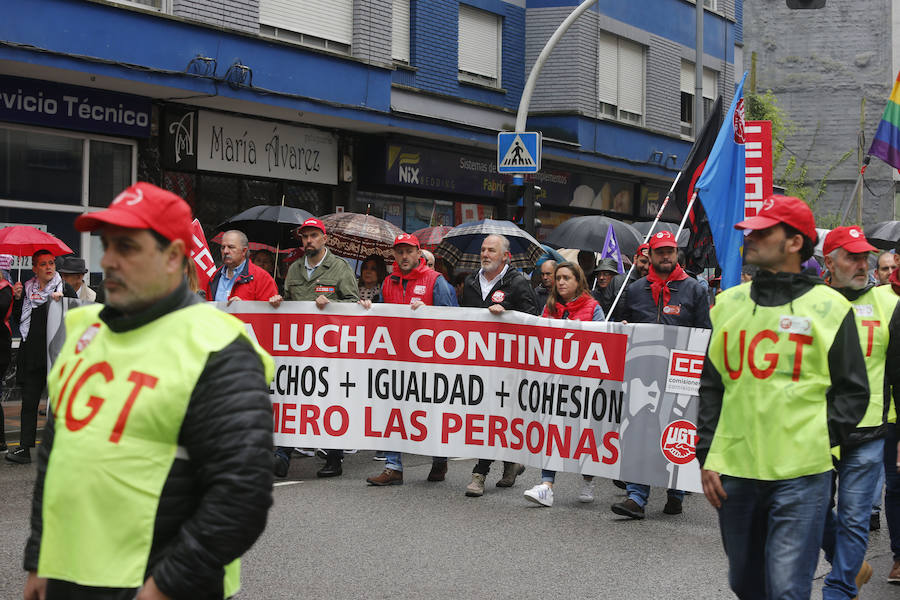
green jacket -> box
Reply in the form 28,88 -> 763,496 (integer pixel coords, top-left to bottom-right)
284,249 -> 359,302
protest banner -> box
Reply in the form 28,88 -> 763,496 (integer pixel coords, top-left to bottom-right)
226,302 -> 710,493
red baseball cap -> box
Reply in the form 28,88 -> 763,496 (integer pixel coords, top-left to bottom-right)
393,233 -> 420,248
823,226 -> 877,256
74,182 -> 192,256
649,231 -> 678,249
735,195 -> 817,241
298,218 -> 326,234
636,243 -> 650,256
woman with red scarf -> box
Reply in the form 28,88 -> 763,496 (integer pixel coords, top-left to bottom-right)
523,262 -> 604,508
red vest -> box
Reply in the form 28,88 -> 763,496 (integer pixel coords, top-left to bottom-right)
382,259 -> 440,306
542,292 -> 599,322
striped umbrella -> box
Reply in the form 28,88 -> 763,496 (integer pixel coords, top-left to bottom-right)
434,219 -> 543,270
412,225 -> 453,250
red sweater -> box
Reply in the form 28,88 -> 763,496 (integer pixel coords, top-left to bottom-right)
207,260 -> 278,301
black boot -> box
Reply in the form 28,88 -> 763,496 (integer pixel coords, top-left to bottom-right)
317,456 -> 343,478
6,446 -> 31,464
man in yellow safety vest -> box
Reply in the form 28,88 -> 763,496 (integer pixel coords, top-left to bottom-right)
698,195 -> 869,599
22,182 -> 275,600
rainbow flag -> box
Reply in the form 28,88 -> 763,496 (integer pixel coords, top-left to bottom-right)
869,71 -> 900,169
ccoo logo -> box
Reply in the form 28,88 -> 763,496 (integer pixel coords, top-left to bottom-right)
661,420 -> 697,465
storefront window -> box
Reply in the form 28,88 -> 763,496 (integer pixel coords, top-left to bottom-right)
640,185 -> 681,221
405,198 -> 454,232
356,191 -> 405,229
89,140 -> 133,207
164,172 -> 330,242
0,127 -> 83,205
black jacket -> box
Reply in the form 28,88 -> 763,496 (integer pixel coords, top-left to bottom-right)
13,280 -> 78,375
697,271 -> 871,465
832,282 -> 900,444
461,267 -> 540,315
618,273 -> 712,328
24,282 -> 274,599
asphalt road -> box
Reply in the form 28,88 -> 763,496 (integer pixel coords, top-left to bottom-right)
0,451 -> 898,599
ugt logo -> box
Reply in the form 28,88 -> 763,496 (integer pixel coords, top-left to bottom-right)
661,420 -> 697,465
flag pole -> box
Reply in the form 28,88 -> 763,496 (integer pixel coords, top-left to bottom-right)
839,156 -> 870,226
674,190 -> 698,240
274,194 -> 285,279
605,171 -> 682,322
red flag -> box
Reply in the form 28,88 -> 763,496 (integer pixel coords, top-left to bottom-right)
190,220 -> 217,290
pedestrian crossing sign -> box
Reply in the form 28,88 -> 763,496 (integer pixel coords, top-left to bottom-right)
497,131 -> 541,174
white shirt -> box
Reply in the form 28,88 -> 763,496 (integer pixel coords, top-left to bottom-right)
478,264 -> 509,301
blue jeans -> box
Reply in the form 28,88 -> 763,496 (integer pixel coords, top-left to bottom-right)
884,426 -> 900,561
625,482 -> 684,507
384,452 -> 447,472
717,472 -> 831,600
822,439 -> 884,599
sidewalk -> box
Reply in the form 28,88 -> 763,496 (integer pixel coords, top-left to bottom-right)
2,398 -> 47,445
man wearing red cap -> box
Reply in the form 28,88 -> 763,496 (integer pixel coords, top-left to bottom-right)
362,233 -> 457,485
279,217 -> 359,478
820,226 -> 900,596
698,196 -> 869,600
611,229 -> 711,520
20,183 -> 275,600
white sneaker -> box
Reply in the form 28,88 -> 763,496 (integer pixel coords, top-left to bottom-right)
578,479 -> 596,503
524,483 -> 554,507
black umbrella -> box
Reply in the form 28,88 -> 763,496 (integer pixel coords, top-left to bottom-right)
631,221 -> 689,247
217,205 -> 314,248
544,215 -> 642,257
865,221 -> 900,250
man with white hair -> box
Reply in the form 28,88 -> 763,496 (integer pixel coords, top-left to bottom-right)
459,234 -> 539,497
821,226 -> 900,597
421,249 -> 435,269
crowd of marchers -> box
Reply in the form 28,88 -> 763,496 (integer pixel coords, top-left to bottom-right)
5,185 -> 900,599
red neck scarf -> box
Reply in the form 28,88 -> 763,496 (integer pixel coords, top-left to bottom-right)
647,264 -> 688,306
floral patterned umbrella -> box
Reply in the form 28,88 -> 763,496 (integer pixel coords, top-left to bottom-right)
319,212 -> 406,262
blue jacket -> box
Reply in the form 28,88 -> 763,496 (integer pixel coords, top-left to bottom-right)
619,274 -> 712,328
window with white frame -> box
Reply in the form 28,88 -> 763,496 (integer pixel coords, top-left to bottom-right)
108,0 -> 168,11
0,124 -> 137,272
458,4 -> 502,87
392,0 -> 411,63
680,62 -> 718,136
259,0 -> 353,54
704,0 -> 717,10
597,33 -> 645,125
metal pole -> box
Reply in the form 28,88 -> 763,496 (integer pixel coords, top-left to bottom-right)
515,0 -> 599,132
840,158 -> 869,225
605,171 -> 683,321
694,0 -> 704,138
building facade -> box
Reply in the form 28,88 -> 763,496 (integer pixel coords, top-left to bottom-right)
743,0 -> 896,225
0,0 -> 739,276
